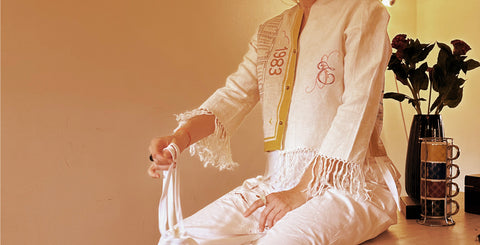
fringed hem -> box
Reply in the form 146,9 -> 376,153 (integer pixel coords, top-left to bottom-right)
307,154 -> 370,201
175,108 -> 238,170
266,148 -> 370,201
267,148 -> 317,191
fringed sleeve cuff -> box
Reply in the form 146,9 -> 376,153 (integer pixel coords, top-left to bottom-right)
175,109 -> 238,170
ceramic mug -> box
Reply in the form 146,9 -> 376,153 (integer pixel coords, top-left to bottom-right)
420,137 -> 460,163
420,199 -> 460,217
420,180 -> 459,198
420,161 -> 460,180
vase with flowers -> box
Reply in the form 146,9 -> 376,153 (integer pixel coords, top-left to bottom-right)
385,34 -> 480,201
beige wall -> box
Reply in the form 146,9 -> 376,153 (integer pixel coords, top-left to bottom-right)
1,0 -> 287,244
382,0 -> 418,197
2,0 -> 480,244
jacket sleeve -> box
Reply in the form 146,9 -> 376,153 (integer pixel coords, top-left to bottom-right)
176,30 -> 260,170
318,3 -> 391,164
199,31 -> 260,134
307,2 -> 392,199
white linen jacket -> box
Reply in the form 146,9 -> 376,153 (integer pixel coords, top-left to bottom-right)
177,0 -> 400,201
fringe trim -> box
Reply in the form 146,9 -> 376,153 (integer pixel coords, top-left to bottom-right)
307,154 -> 370,201
175,109 -> 238,170
267,148 -> 370,201
268,148 -> 317,191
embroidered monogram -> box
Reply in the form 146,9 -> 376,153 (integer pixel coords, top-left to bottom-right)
306,50 -> 340,93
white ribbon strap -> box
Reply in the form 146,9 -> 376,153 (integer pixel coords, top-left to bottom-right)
375,157 -> 401,211
158,143 -> 198,245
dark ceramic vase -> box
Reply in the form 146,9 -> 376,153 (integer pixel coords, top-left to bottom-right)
405,114 -> 444,202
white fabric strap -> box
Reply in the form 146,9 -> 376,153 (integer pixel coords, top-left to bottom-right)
375,157 -> 401,211
158,143 -> 198,245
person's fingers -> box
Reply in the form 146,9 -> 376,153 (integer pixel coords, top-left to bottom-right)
153,164 -> 171,171
266,207 -> 282,229
147,164 -> 155,177
243,199 -> 264,217
259,203 -> 275,232
161,148 -> 174,162
148,162 -> 175,178
273,209 -> 288,225
148,163 -> 163,178
148,137 -> 174,166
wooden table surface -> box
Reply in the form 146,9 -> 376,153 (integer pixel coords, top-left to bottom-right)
363,193 -> 480,245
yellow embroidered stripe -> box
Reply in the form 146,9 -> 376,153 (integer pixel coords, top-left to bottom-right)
264,7 -> 303,152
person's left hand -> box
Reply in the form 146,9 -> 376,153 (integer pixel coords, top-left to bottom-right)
243,188 -> 308,232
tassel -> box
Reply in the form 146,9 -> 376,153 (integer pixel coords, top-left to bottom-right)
176,109 -> 238,170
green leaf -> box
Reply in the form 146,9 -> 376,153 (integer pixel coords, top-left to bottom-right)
410,62 -> 429,92
465,59 -> 480,72
408,97 -> 426,106
383,92 -> 413,102
388,55 -> 409,85
430,64 -> 445,93
446,57 -> 462,74
437,48 -> 450,70
437,42 -> 452,55
444,86 -> 463,109
416,44 -> 435,62
407,97 -> 426,110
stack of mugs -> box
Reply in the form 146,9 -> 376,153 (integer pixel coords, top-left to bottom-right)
418,137 -> 460,226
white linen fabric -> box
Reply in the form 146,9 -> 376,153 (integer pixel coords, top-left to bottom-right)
176,152 -> 397,245
158,144 -> 198,245
163,0 -> 401,244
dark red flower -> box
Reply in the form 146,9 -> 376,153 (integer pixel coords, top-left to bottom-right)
392,34 -> 408,51
451,39 -> 471,56
395,51 -> 404,60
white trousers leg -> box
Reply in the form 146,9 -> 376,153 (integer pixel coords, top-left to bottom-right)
173,177 -> 396,245
256,184 -> 396,244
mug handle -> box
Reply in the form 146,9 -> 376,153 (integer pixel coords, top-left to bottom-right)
447,182 -> 459,198
447,164 -> 460,180
447,144 -> 460,160
447,199 -> 459,216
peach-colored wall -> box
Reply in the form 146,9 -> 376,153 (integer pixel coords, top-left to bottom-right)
2,0 -> 480,244
1,0 -> 286,244
382,0 -> 418,197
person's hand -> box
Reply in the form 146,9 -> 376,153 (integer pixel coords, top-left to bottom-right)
243,188 -> 308,232
148,136 -> 175,178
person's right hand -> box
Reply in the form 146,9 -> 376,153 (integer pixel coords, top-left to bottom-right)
148,136 -> 176,178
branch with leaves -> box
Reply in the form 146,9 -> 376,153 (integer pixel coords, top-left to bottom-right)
385,34 -> 480,114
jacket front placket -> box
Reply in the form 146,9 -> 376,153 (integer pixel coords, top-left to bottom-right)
263,7 -> 304,152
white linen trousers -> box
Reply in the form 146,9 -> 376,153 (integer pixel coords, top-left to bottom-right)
176,151 -> 397,245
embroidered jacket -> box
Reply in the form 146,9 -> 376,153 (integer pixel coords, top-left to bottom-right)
177,0 -> 399,200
